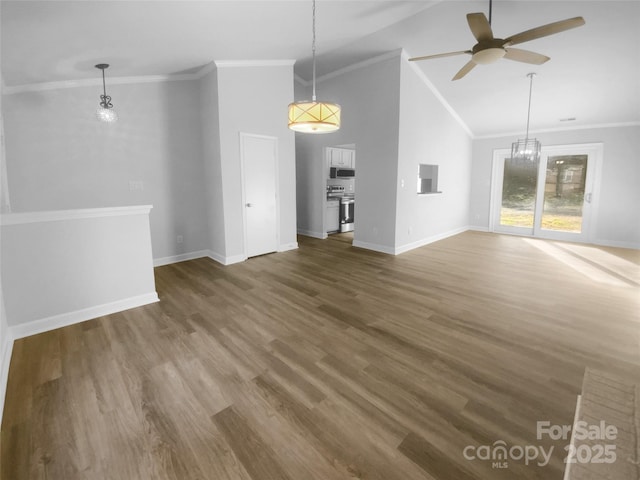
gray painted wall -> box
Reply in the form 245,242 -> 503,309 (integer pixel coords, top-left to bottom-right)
395,58 -> 472,250
216,64 -> 298,258
2,80 -> 209,261
199,66 -> 227,258
294,51 -> 474,253
295,53 -> 403,251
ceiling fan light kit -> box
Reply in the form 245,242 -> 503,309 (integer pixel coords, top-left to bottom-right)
471,45 -> 506,65
288,0 -> 340,134
408,0 -> 585,80
95,63 -> 117,123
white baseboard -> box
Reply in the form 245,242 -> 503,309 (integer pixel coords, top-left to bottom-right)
482,229 -> 639,250
278,242 -> 299,252
156,248 -> 303,267
352,240 -> 396,255
395,226 -> 468,255
467,225 -> 490,232
153,250 -> 210,267
591,238 -> 640,250
0,333 -> 14,427
297,229 -> 327,239
354,227 -> 467,256
8,292 -> 159,340
207,250 -> 246,266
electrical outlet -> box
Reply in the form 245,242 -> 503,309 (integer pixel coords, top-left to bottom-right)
177,235 -> 183,244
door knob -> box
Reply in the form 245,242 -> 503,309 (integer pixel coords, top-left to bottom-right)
246,203 -> 253,207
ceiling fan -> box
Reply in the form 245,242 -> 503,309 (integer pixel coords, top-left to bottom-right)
409,0 -> 585,80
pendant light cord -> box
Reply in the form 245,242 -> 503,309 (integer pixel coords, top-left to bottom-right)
311,0 -> 317,102
96,64 -> 113,109
101,68 -> 107,98
489,0 -> 492,25
525,72 -> 535,142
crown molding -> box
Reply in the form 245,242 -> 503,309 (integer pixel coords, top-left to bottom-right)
214,60 -> 296,68
294,74 -> 309,87
2,60 -> 296,95
294,48 -> 474,140
194,61 -> 217,79
320,49 -> 402,85
2,73 -> 198,95
294,50 -> 403,88
402,49 -> 473,138
473,121 -> 640,140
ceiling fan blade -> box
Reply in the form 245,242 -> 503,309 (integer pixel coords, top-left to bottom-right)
467,13 -> 493,41
504,48 -> 550,65
504,17 -> 585,46
452,60 -> 476,81
409,50 -> 472,62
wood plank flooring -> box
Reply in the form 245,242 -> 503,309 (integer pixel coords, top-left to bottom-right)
2,231 -> 639,479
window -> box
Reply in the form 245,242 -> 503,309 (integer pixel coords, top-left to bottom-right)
417,164 -> 440,194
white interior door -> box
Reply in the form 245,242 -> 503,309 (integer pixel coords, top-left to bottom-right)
490,143 -> 601,243
240,133 -> 279,258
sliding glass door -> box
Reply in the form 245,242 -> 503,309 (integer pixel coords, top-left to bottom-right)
490,143 -> 601,242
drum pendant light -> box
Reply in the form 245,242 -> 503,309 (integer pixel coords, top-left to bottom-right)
95,64 -> 118,123
288,0 -> 340,134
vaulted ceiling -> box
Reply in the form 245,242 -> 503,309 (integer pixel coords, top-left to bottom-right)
2,1 -> 638,137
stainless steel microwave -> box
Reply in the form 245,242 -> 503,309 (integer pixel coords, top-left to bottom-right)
330,167 -> 355,178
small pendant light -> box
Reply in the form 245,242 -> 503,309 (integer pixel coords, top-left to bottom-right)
95,64 -> 118,123
511,72 -> 540,162
288,0 -> 340,134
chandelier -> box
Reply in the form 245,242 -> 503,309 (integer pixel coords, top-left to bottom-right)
511,72 -> 540,162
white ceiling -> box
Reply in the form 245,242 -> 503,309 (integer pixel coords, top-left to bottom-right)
2,1 -> 639,137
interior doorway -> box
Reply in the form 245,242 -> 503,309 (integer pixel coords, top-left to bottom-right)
240,133 -> 279,258
324,144 -> 356,244
490,143 -> 602,243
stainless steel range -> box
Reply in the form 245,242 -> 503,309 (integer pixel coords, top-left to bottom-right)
339,195 -> 354,232
326,185 -> 355,233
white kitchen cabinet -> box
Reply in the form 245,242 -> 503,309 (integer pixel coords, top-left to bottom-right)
326,200 -> 340,233
328,147 -> 355,168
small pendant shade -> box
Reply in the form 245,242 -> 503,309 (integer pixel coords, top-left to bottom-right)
96,105 -> 118,123
288,0 -> 340,134
95,64 -> 117,123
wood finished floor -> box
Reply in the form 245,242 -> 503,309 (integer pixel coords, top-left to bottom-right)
2,231 -> 639,480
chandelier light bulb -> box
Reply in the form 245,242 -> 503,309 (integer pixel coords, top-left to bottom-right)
96,105 -> 118,123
